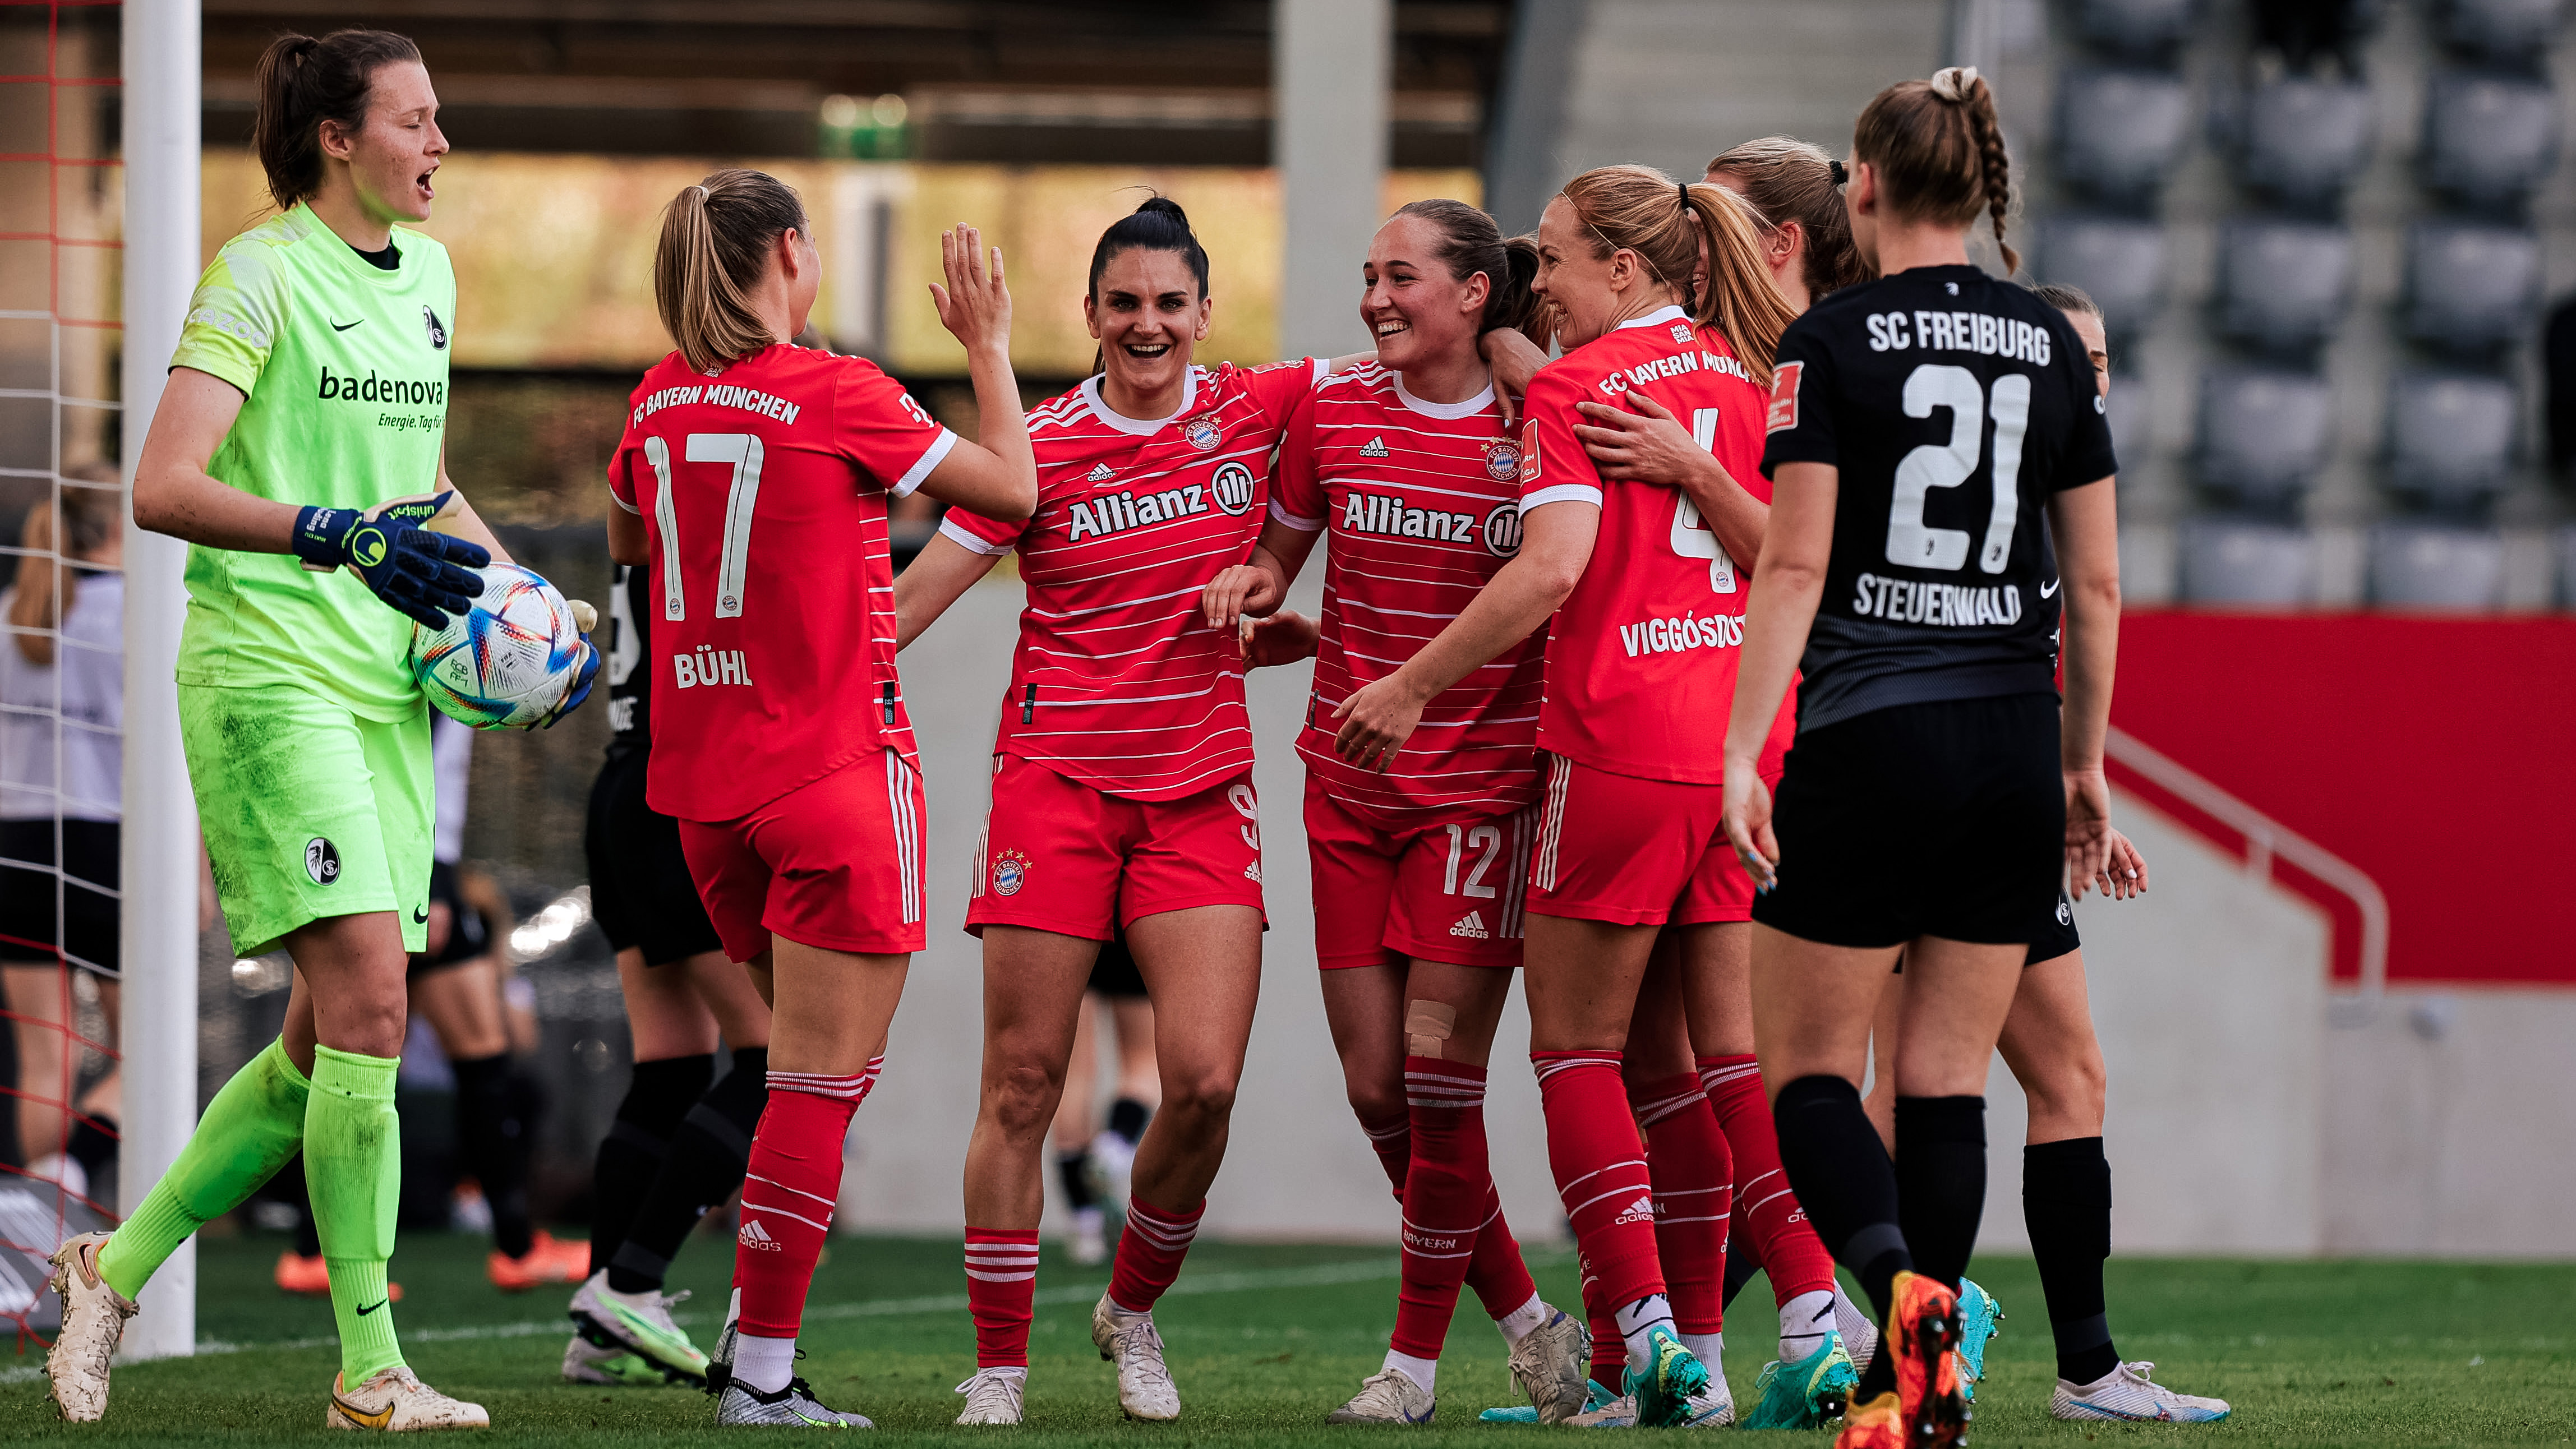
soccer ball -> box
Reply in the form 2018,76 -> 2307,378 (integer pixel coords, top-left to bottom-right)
412,562 -> 593,730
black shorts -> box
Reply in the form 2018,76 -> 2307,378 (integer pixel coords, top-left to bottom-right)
2028,890 -> 2080,965
0,818 -> 118,976
586,749 -> 723,967
1754,693 -> 2063,949
1088,931 -> 1146,998
408,860 -> 495,977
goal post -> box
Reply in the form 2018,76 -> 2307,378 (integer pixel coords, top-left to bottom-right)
116,0 -> 199,1363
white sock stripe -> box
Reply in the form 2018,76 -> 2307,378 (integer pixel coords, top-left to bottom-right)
1632,1090 -> 1704,1127
1740,1185 -> 1795,1216
740,1201 -> 833,1234
964,1249 -> 1042,1265
745,1171 -> 838,1208
1653,1212 -> 1732,1225
1652,1185 -> 1730,1199
1563,1182 -> 1652,1218
1122,1216 -> 1200,1244
963,1268 -> 1038,1282
1362,1122 -> 1410,1142
1556,1157 -> 1648,1192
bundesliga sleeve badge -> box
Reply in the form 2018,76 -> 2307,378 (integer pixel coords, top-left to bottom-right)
991,848 -> 1031,896
1766,361 -> 1803,433
1482,437 -> 1520,482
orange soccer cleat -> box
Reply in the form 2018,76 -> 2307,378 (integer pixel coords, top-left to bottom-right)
1887,1270 -> 1970,1449
275,1250 -> 402,1300
487,1229 -> 593,1293
1833,1391 -> 1904,1449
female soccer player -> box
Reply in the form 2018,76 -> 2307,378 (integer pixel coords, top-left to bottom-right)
558,559 -> 776,1389
1724,68 -> 2122,1449
1196,200 -> 1591,1427
1332,163 -> 1796,1429
45,29 -> 557,1431
1856,284 -> 2227,1427
607,170 -> 1036,1427
896,197 -> 1354,1426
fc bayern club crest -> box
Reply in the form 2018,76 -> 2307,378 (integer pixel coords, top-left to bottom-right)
1182,416 -> 1223,451
1482,437 -> 1520,482
991,849 -> 1031,897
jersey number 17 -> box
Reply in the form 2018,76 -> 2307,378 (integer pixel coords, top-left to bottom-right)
643,432 -> 764,621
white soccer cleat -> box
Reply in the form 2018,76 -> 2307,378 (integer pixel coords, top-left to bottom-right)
952,1367 -> 1027,1425
1090,1293 -> 1181,1421
1565,1391 -> 1638,1428
1324,1367 -> 1435,1425
1067,1207 -> 1108,1268
568,1269 -> 707,1383
561,1331 -> 671,1387
2051,1360 -> 2231,1423
714,1377 -> 874,1428
44,1230 -> 134,1423
1678,1378 -> 1736,1428
1504,1304 -> 1591,1424
324,1366 -> 491,1431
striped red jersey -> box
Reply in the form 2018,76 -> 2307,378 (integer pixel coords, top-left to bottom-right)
609,343 -> 950,821
942,359 -> 1326,801
1270,364 -> 1544,826
1517,306 -> 1794,785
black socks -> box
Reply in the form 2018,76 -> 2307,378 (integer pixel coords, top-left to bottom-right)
2025,1136 -> 2119,1385
1773,1074 -> 1912,1318
608,1047 -> 768,1294
588,1054 -> 715,1278
1105,1096 -> 1151,1146
1057,1150 -> 1099,1210
450,1053 -> 534,1260
1893,1095 -> 1987,1293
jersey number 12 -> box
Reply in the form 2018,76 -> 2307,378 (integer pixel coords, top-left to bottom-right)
643,432 -> 766,621
1887,364 -> 2029,575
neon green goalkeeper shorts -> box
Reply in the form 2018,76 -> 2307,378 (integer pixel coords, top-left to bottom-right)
180,684 -> 434,958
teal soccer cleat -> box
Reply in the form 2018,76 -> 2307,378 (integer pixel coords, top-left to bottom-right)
1743,1333 -> 1859,1429
1632,1324 -> 1712,1428
1954,1277 -> 2002,1401
1478,1377 -> 1619,1424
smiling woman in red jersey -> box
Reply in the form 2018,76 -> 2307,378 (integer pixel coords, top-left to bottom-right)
604,169 -> 1037,1428
1196,201 -> 1590,1426
1329,164 -> 1798,1428
897,196 -> 1364,1427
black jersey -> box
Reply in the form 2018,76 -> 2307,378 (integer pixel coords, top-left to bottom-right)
604,562 -> 649,756
1761,265 -> 2114,733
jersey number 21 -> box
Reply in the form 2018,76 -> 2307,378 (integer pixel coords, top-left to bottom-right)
1888,364 -> 2029,575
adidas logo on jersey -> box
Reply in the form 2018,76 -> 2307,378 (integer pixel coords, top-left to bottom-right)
1450,911 -> 1490,940
1086,463 -> 1115,482
1360,436 -> 1390,458
1611,1194 -> 1656,1227
738,1220 -> 783,1252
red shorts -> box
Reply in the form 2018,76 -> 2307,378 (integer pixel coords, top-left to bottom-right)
1526,753 -> 1764,927
965,755 -> 1263,940
676,748 -> 928,962
1305,777 -> 1534,970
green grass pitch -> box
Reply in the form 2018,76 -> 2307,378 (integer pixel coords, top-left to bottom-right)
2,1233 -> 2568,1445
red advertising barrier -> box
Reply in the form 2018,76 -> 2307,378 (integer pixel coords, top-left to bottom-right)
2109,612 -> 2576,987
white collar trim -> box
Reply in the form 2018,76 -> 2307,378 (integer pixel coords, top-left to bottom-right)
1390,370 -> 1495,420
1081,367 -> 1201,436
1614,304 -> 1693,333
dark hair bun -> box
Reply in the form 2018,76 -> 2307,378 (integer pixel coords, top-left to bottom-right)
1087,193 -> 1211,302
1136,196 -> 1191,225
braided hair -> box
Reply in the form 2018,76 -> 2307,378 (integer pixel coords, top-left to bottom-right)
1852,66 -> 2019,275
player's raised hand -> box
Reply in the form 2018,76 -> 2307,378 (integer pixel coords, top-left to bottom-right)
1331,673 -> 1428,772
1201,562 -> 1284,635
1240,610 -> 1319,669
2063,767 -> 2114,897
1721,755 -> 1780,893
930,224 -> 1012,356
1575,390 -> 1712,485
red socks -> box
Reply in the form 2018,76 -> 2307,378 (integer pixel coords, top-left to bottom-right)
1357,1109 -> 1410,1198
1106,1195 -> 1204,1313
964,1228 -> 1041,1367
1533,1050 -> 1663,1312
1633,1071 -> 1731,1337
732,1059 -> 880,1339
1390,1058 -> 1529,1357
1701,1054 -> 1839,1303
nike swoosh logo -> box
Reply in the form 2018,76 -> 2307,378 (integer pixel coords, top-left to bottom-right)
356,1297 -> 389,1316
2040,578 -> 2060,598
412,905 -> 429,924
333,1393 -> 395,1430
331,319 -> 365,331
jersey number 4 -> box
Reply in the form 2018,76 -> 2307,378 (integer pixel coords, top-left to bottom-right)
1888,364 -> 2029,574
1667,407 -> 1738,593
643,432 -> 766,621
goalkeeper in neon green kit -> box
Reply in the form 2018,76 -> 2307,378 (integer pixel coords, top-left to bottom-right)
43,29 -> 590,1431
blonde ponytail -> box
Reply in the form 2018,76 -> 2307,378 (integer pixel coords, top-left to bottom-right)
652,169 -> 808,375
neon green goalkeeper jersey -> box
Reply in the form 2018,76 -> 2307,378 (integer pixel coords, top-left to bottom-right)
170,202 -> 457,721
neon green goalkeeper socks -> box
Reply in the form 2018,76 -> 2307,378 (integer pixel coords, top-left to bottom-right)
306,1044 -> 407,1385
96,1036 -> 310,1302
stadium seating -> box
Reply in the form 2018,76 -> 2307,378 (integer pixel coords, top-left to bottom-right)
2387,371 -> 2518,508
2036,216 -> 2167,342
2421,71 -> 2559,209
2107,372 -> 2151,470
2178,515 -> 2319,604
2075,0 -> 2201,56
2405,221 -> 2541,354
2056,68 -> 2195,208
2238,77 -> 2376,209
2368,521 -> 2508,608
2216,220 -> 2353,352
2437,0 -> 2568,66
2197,367 -> 2335,505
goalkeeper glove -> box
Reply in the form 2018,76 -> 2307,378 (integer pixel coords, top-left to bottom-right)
291,492 -> 490,628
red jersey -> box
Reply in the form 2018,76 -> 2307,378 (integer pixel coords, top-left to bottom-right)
608,343 -> 952,822
1271,364 -> 1543,825
1518,306 -> 1793,785
942,359 -> 1325,801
